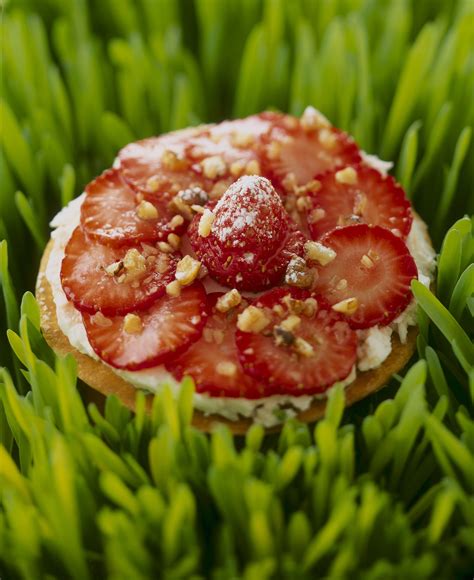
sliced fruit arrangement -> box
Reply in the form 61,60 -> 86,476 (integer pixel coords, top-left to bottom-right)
260,108 -> 361,191
81,169 -> 187,245
310,225 -> 418,329
60,109 -> 419,398
167,292 -> 266,398
305,164 -> 413,240
236,287 -> 357,394
61,227 -> 178,315
83,283 -> 209,370
188,176 -> 306,291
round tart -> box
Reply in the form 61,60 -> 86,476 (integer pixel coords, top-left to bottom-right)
36,108 -> 435,432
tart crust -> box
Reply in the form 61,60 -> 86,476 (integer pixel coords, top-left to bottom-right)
37,240 -> 418,434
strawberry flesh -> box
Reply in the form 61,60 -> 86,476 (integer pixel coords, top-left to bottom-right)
236,287 -> 357,394
166,293 -> 266,398
313,224 -> 418,329
307,165 -> 412,240
61,227 -> 177,315
83,283 -> 209,370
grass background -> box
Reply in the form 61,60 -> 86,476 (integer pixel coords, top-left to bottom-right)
0,0 -> 473,578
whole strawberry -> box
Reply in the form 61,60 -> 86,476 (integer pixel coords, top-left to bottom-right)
188,176 -> 305,290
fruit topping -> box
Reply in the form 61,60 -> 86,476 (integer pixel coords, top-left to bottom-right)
80,169 -> 186,245
83,282 -> 209,370
305,164 -> 413,240
236,287 -> 357,394
61,227 -> 177,315
311,224 -> 418,329
166,293 -> 265,397
261,108 -> 361,191
188,175 -> 306,290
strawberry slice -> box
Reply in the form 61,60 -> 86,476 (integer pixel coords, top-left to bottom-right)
312,225 -> 418,329
83,283 -> 209,370
236,287 -> 357,394
81,169 -> 186,245
306,165 -> 412,240
188,176 -> 306,290
61,227 -> 177,315
166,293 -> 266,398
261,113 -> 361,190
118,127 -> 212,196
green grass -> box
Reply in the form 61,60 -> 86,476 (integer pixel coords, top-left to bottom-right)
1,0 -> 473,578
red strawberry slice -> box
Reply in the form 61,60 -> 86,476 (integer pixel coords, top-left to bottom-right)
188,176 -> 306,290
83,283 -> 209,370
261,114 -> 361,190
306,165 -> 412,240
166,293 -> 266,398
118,127 -> 212,196
236,287 -> 357,394
61,227 -> 177,315
312,225 -> 418,329
81,169 -> 186,245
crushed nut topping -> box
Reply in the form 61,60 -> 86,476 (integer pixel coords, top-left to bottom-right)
158,241 -> 174,254
176,186 -> 208,207
308,207 -> 326,224
146,176 -> 160,192
273,326 -> 296,347
167,233 -> 181,250
368,249 -> 380,262
303,297 -> 318,317
161,149 -> 187,171
90,312 -> 113,327
244,160 -> 261,175
280,315 -> 301,332
216,361 -> 237,377
266,141 -> 281,160
175,255 -> 201,286
304,241 -> 337,265
123,313 -> 143,334
230,132 -> 254,148
201,155 -> 227,179
336,278 -> 348,291
216,289 -> 242,313
237,305 -> 271,333
169,214 -> 184,229
294,336 -> 315,357
335,167 -> 358,185
230,160 -> 246,177
104,260 -> 124,277
122,249 -> 147,281
282,294 -> 305,315
318,128 -> 337,149
300,106 -> 331,131
332,297 -> 359,315
285,256 -> 315,288
361,254 -> 375,269
198,208 -> 215,238
136,199 -> 159,220
166,280 -> 181,297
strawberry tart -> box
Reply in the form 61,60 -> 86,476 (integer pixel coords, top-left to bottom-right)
36,108 -> 436,431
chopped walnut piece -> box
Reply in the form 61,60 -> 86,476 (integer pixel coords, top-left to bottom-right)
198,208 -> 215,237
244,160 -> 261,175
294,337 -> 315,357
136,200 -> 159,220
303,297 -> 318,317
332,297 -> 359,315
281,295 -> 305,315
361,254 -> 375,269
274,326 -> 295,347
146,176 -> 160,192
230,160 -> 246,177
216,361 -> 237,377
300,106 -> 331,131
237,306 -> 271,333
231,132 -> 254,148
308,208 -> 326,224
285,256 -> 315,288
216,289 -> 242,313
161,149 -> 187,171
166,280 -> 181,297
169,214 -> 184,229
201,155 -> 226,179
122,249 -> 147,281
123,313 -> 143,334
304,241 -> 337,266
104,260 -> 124,277
335,167 -> 358,185
280,315 -> 301,332
318,128 -> 337,149
90,312 -> 113,327
167,233 -> 181,250
158,241 -> 174,254
177,186 -> 208,207
175,255 -> 201,286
